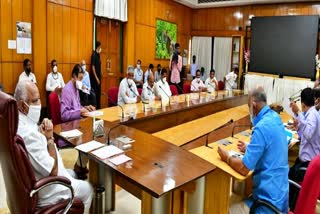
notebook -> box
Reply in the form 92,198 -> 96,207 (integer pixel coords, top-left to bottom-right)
108,154 -> 132,166
116,136 -> 135,144
60,129 -> 83,138
75,140 -> 105,153
91,145 -> 124,160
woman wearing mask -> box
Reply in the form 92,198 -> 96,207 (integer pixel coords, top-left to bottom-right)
169,45 -> 182,93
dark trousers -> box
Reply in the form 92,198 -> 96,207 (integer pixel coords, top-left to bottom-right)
79,89 -> 96,107
288,157 -> 310,211
91,78 -> 101,109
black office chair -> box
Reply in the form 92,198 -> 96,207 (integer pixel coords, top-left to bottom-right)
250,199 -> 282,214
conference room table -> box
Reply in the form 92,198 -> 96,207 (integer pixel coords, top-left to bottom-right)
53,118 -> 215,214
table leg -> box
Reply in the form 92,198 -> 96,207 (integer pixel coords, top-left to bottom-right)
98,164 -> 115,212
142,191 -> 171,214
204,169 -> 231,214
187,176 -> 205,214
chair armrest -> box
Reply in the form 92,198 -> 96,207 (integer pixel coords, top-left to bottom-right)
298,167 -> 307,172
289,179 -> 302,190
250,199 -> 282,214
30,176 -> 74,214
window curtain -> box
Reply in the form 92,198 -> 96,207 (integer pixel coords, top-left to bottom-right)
191,37 -> 212,79
94,0 -> 128,22
213,37 -> 232,82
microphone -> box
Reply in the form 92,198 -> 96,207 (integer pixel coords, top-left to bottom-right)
107,124 -> 122,145
289,89 -> 302,102
206,119 -> 234,149
159,85 -> 171,106
231,124 -> 252,138
107,94 -> 124,119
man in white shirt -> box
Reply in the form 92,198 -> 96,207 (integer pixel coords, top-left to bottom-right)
80,60 -> 96,106
205,69 -> 218,93
118,66 -> 141,105
191,70 -> 207,92
46,59 -> 65,95
18,58 -> 37,84
142,74 -> 160,102
15,80 -> 92,213
155,68 -> 172,101
190,55 -> 197,79
225,67 -> 239,91
144,64 -> 154,83
133,59 -> 143,88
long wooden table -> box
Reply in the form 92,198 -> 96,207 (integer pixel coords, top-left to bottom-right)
96,90 -> 248,133
53,118 -> 215,214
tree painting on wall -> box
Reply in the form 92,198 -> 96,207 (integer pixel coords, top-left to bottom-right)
156,19 -> 177,59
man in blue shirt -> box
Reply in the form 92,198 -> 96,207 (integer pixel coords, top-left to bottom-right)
218,87 -> 289,213
79,59 -> 96,106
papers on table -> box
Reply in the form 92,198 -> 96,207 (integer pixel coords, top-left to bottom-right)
229,150 -> 244,159
75,140 -> 104,153
116,136 -> 135,144
217,139 -> 232,146
86,111 -> 104,117
108,154 -> 132,165
60,129 -> 83,138
91,145 -> 124,159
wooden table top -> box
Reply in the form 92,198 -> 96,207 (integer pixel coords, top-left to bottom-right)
152,105 -> 249,147
53,118 -> 215,198
94,90 -> 245,123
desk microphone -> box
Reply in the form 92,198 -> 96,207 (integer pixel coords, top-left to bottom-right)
206,119 -> 234,149
231,124 -> 252,138
107,124 -> 122,145
289,89 -> 302,102
159,85 -> 171,106
107,94 -> 124,119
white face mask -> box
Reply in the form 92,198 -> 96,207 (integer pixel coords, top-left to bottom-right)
162,77 -> 166,82
76,80 -> 83,90
26,104 -> 41,124
53,66 -> 58,73
137,64 -> 141,69
81,65 -> 86,72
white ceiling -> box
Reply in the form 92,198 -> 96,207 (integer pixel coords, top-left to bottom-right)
174,0 -> 320,8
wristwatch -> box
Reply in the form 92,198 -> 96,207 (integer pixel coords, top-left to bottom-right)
47,137 -> 55,145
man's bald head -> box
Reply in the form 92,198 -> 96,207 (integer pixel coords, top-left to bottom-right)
148,74 -> 155,88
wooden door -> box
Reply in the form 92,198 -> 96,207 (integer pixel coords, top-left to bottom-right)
96,18 -> 123,107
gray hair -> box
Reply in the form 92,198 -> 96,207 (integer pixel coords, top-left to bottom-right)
14,80 -> 29,101
250,86 -> 267,103
127,65 -> 134,74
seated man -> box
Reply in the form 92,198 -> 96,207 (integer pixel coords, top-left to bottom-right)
79,59 -> 96,107
155,68 -> 172,101
205,69 -> 218,93
61,64 -> 95,122
218,87 -> 288,213
46,59 -> 65,96
18,58 -> 37,84
15,80 -> 93,213
289,88 -> 320,209
142,74 -> 160,102
191,69 -> 206,92
118,65 -> 141,105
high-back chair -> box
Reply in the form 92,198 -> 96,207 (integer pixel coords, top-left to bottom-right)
0,91 -> 84,213
169,85 -> 179,96
107,87 -> 119,107
48,91 -> 62,125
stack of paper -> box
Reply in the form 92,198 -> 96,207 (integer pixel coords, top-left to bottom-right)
86,111 -> 104,117
116,136 -> 135,144
108,154 -> 132,166
91,145 -> 124,159
60,129 -> 83,138
75,140 -> 105,153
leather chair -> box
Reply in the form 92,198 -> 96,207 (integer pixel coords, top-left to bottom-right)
183,83 -> 191,94
48,91 -> 62,125
138,88 -> 142,96
107,87 -> 119,107
0,91 -> 84,213
169,85 -> 179,96
218,80 -> 225,90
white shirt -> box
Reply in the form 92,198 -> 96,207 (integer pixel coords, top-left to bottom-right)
225,71 -> 237,90
17,113 -> 73,207
134,68 -> 143,85
191,78 -> 205,92
155,79 -> 172,100
142,82 -> 156,101
144,69 -> 153,83
118,78 -> 139,105
46,72 -> 65,92
19,71 -> 37,84
190,64 -> 197,77
205,77 -> 217,93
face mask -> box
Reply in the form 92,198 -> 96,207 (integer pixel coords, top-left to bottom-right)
81,65 -> 86,72
76,80 -> 83,90
53,66 -> 58,73
137,64 -> 141,69
162,77 -> 166,82
26,104 -> 41,124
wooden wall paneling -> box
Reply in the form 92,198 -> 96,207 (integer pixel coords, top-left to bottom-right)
54,4 -> 63,63
70,8 -> 79,63
12,0 -> 23,62
70,0 -> 79,8
79,0 -> 86,10
123,0 -> 135,67
2,63 -> 14,93
22,0 -> 33,60
78,9 -> 86,62
86,0 -> 93,12
135,24 -> 155,66
62,63 -> 71,83
62,0 -> 71,7
85,11 -> 93,63
0,63 -> 2,84
62,5 -> 71,63
1,0 -> 13,62
12,63 -> 21,88
47,3 -> 54,64
136,0 -> 154,27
